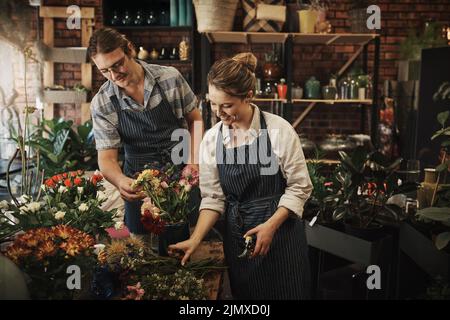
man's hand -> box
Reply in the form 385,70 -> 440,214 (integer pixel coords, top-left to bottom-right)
117,176 -> 145,202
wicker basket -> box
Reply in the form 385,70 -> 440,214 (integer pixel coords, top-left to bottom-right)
193,0 -> 239,32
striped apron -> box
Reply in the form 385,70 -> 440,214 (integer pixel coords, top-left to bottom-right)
110,81 -> 182,234
217,112 -> 311,300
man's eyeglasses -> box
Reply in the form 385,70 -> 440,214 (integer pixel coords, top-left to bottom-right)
99,55 -> 126,75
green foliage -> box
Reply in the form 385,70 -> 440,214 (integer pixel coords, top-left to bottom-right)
27,118 -> 97,178
331,147 -> 417,227
399,22 -> 447,60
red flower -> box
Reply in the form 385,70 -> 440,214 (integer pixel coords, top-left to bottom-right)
74,177 -> 82,186
52,175 -> 59,183
91,172 -> 103,186
77,170 -> 84,176
45,178 -> 55,188
141,210 -> 166,235
62,173 -> 68,179
70,171 -> 77,178
64,179 -> 72,187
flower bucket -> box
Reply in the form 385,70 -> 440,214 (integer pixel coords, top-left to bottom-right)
158,221 -> 190,256
298,9 -> 318,33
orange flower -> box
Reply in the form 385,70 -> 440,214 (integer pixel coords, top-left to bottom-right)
64,179 -> 72,187
53,225 -> 72,240
60,240 -> 81,256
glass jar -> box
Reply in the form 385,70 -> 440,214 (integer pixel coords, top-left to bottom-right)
305,76 -> 321,99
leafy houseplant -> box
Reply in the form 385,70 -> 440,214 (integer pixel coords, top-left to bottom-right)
27,118 -> 97,178
305,150 -> 337,225
415,93 -> 450,250
331,147 -> 417,232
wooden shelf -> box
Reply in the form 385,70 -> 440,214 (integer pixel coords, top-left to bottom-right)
306,159 -> 340,165
204,32 -> 288,44
112,25 -> 192,32
204,31 -> 379,45
254,98 -> 287,103
292,99 -> 373,105
292,33 -> 378,45
43,90 -> 88,104
40,44 -> 88,64
145,59 -> 192,65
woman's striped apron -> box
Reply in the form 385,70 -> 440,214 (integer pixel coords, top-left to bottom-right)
216,111 -> 311,300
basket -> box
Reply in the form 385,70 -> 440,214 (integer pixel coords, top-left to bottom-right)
193,0 -> 239,32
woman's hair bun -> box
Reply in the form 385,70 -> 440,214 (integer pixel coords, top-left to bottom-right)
231,52 -> 257,73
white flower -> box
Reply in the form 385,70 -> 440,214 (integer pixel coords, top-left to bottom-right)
58,186 -> 67,194
27,202 -> 41,213
77,187 -> 84,194
93,244 -> 106,255
78,203 -> 89,212
184,184 -> 192,192
97,190 -> 107,202
0,200 -> 8,210
54,211 -> 66,220
20,202 -> 41,214
40,184 -> 46,191
114,221 -> 124,230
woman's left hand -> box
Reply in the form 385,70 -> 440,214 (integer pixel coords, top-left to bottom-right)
243,221 -> 277,258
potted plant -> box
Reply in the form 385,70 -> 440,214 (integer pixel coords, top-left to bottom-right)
331,147 -> 417,240
398,22 -> 447,81
415,108 -> 450,252
348,0 -> 369,33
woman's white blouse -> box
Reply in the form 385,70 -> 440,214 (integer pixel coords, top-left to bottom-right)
199,105 -> 313,217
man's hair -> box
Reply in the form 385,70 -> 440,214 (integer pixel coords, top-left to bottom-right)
87,27 -> 134,60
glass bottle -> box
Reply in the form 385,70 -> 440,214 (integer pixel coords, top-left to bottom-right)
134,10 -> 144,26
338,77 -> 349,99
146,11 -> 157,25
121,11 -> 131,26
179,36 -> 190,61
110,10 -> 120,26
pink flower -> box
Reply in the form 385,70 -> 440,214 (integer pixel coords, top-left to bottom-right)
182,165 -> 199,187
125,282 -> 145,300
160,181 -> 169,189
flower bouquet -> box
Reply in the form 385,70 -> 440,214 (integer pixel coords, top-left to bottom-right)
132,164 -> 199,255
97,237 -> 226,300
0,170 -> 117,241
4,225 -> 96,299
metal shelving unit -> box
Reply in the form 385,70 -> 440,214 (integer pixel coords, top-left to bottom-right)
200,31 -> 381,147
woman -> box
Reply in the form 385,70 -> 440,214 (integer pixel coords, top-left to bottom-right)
169,53 -> 313,300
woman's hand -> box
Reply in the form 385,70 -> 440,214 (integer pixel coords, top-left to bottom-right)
244,221 -> 277,258
168,238 -> 201,266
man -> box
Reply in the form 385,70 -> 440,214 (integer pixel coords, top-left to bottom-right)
88,27 -> 202,235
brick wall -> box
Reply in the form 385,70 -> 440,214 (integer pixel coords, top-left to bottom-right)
37,0 -> 450,136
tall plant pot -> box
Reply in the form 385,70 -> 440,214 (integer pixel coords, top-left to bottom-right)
158,221 -> 190,256
298,9 -> 318,34
349,8 -> 368,33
